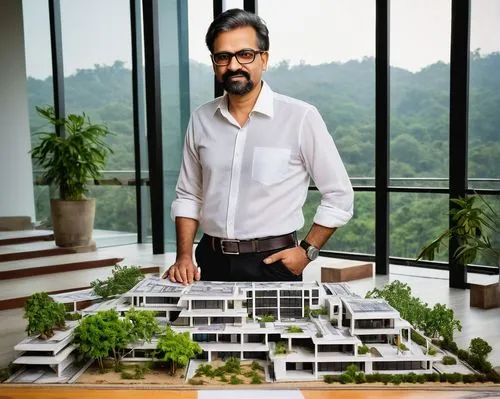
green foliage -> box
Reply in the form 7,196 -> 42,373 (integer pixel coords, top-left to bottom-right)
427,347 -> 437,356
391,375 -> 403,385
250,372 -> 262,384
30,105 -> 112,200
224,357 -> 241,374
339,373 -> 354,384
462,374 -> 477,383
195,364 -> 214,377
260,314 -> 276,322
155,327 -> 202,375
357,345 -> 370,355
274,341 -> 288,355
251,360 -> 264,371
410,329 -> 427,346
324,375 -> 340,383
398,343 -> 409,352
125,307 -> 160,343
229,374 -> 243,384
468,354 -> 493,373
188,378 -> 204,385
444,373 -> 462,384
442,355 -> 457,365
304,306 -> 311,318
366,280 -> 462,342
469,337 -> 492,359
65,312 -> 82,321
73,309 -> 130,371
457,349 -> 469,361
286,325 -> 304,333
91,265 -> 144,299
417,195 -> 499,267
310,306 -> 328,317
24,292 -> 66,338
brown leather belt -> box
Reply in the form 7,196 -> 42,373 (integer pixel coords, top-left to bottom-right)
211,232 -> 297,255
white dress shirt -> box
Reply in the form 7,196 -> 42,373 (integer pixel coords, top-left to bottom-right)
171,82 -> 354,240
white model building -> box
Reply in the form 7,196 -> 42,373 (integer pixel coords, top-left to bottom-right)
10,277 -> 439,383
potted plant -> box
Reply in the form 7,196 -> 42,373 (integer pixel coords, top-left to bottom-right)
417,195 -> 499,308
30,106 -> 112,247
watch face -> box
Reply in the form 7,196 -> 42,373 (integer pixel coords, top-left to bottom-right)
307,246 -> 320,261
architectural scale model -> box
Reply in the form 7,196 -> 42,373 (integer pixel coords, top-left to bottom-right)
9,277 -> 443,383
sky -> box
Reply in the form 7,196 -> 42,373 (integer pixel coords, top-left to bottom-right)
22,0 -> 500,79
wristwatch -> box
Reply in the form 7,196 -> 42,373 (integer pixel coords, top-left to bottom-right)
300,240 -> 320,261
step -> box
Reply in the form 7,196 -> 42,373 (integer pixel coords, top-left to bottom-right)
0,230 -> 54,246
0,241 -> 96,262
0,259 -> 160,311
0,252 -> 124,280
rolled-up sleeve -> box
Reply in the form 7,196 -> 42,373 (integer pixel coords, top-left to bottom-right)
170,118 -> 203,221
300,106 -> 354,228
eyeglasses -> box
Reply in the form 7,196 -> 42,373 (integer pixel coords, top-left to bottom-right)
211,48 -> 266,66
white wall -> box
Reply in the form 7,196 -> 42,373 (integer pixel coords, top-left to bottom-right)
0,0 -> 35,220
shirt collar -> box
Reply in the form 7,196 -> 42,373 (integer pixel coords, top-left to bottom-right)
215,80 -> 274,119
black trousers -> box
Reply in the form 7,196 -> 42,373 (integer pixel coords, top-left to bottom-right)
195,233 -> 302,282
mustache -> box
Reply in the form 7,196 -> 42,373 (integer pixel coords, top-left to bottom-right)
222,70 -> 251,82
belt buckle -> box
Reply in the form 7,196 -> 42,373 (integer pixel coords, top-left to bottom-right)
220,239 -> 240,255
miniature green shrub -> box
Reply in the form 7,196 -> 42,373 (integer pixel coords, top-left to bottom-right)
230,374 -> 243,384
310,306 -> 328,317
410,329 -> 427,346
379,374 -> 392,385
286,325 -> 303,333
188,378 -> 204,385
250,373 -> 262,384
442,355 -> 457,365
354,372 -> 366,384
324,375 -> 339,383
457,349 -> 469,361
391,375 -> 403,385
219,375 -> 228,382
469,337 -> 492,360
274,341 -> 288,355
427,347 -> 437,356
224,357 -> 240,373
339,373 -> 354,384
445,373 -> 462,384
403,372 -> 417,383
462,374 -> 477,383
357,345 -> 370,355
416,374 -> 426,384
251,360 -> 263,371
260,314 -> 275,322
398,343 -> 409,352
91,265 -> 144,299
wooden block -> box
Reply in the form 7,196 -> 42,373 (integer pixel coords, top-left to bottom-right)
321,262 -> 373,282
0,217 -> 33,231
470,282 -> 499,309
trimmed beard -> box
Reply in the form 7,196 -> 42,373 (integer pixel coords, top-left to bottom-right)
222,70 -> 254,95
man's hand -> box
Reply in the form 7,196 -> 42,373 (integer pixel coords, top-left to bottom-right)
263,247 -> 310,275
162,257 -> 200,285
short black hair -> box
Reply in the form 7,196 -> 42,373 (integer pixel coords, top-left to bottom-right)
205,8 -> 269,54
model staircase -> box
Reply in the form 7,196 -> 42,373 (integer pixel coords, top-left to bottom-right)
0,230 -> 158,310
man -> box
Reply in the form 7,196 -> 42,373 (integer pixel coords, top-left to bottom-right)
164,9 -> 353,284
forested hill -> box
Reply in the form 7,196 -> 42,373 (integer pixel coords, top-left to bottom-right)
26,54 -> 500,258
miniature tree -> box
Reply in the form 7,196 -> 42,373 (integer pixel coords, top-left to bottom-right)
91,265 -> 144,299
73,309 -> 130,371
125,307 -> 160,343
423,303 -> 462,343
24,292 -> 66,339
156,327 -> 202,375
469,337 -> 492,360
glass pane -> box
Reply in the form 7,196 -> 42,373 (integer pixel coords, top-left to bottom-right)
188,0 -> 214,109
22,0 -> 54,226
258,0 -> 375,186
300,191 -> 374,255
468,0 -> 500,191
390,193 -> 449,261
60,0 -> 137,245
469,195 -> 499,267
390,0 -> 451,188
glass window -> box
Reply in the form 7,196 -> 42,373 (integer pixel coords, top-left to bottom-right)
390,193 -> 449,261
22,0 -> 54,226
301,191 -> 375,255
59,0 -> 138,245
258,0 -> 375,188
390,0 -> 451,188
468,0 -> 500,191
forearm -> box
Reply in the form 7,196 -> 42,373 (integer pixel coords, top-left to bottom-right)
302,223 -> 337,249
175,217 -> 199,260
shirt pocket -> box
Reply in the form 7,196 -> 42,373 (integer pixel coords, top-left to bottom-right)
252,147 -> 291,186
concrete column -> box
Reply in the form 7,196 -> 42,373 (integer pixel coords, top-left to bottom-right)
288,338 -> 292,351
0,0 -> 35,220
